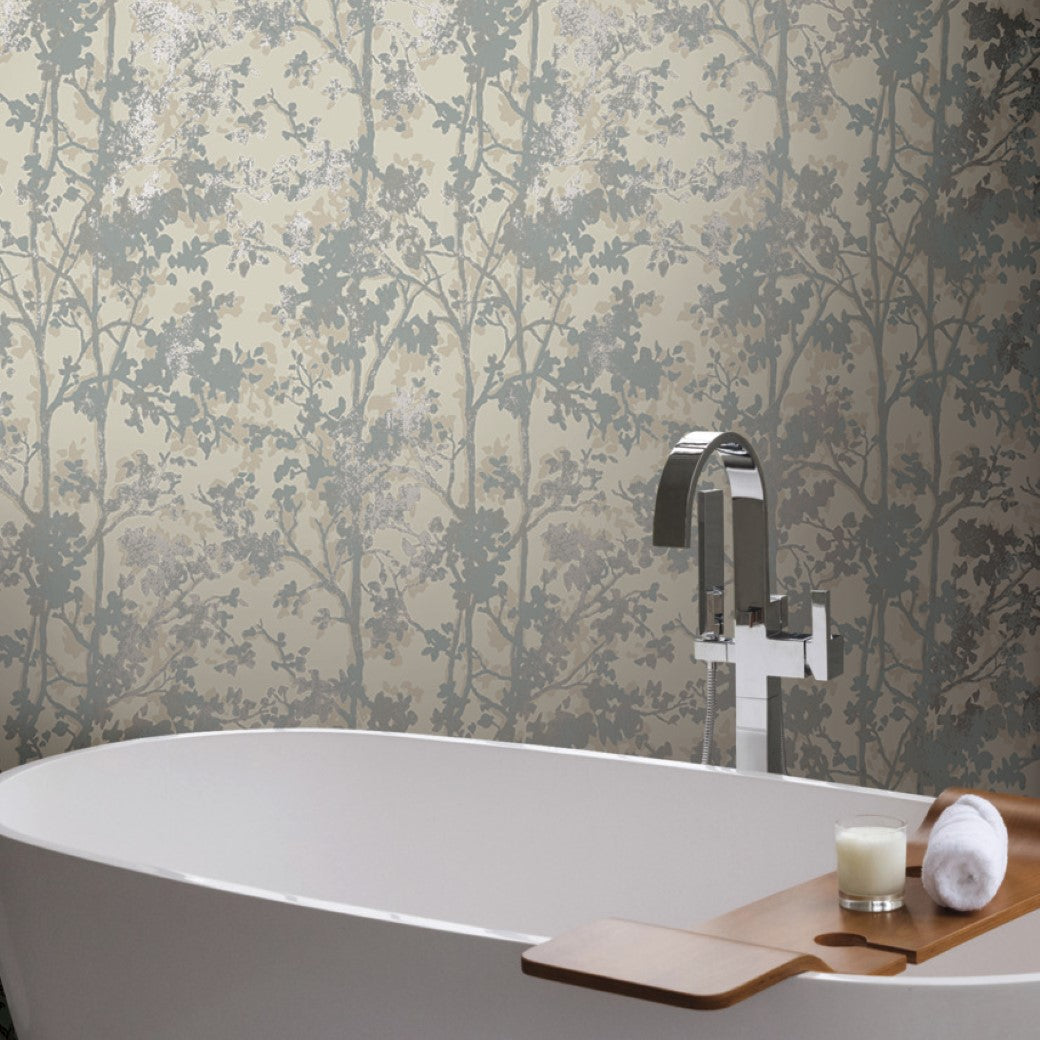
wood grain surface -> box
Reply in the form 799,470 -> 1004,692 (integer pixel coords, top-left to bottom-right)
521,918 -> 834,1010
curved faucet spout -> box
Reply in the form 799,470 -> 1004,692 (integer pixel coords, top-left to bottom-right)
652,431 -> 771,627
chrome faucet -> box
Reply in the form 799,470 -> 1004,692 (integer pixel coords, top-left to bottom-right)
652,431 -> 843,774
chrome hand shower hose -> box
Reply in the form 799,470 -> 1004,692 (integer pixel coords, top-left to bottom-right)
701,661 -> 717,765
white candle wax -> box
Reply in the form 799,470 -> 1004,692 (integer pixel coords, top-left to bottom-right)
835,825 -> 906,898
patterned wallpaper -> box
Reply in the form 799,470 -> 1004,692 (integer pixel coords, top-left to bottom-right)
1,0 -> 1038,800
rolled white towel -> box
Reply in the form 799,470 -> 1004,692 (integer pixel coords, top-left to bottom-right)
921,794 -> 1008,912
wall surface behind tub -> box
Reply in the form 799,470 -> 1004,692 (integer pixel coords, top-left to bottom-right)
0,1 -> 1037,1028
0,3 -> 1038,788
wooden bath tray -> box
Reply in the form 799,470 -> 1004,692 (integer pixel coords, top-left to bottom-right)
521,787 -> 1040,1009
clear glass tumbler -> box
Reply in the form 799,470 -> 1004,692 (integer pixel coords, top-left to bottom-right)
835,814 -> 907,912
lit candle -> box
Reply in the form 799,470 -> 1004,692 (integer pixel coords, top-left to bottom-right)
835,814 -> 907,912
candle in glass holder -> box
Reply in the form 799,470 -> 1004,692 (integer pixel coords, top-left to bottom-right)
835,814 -> 906,912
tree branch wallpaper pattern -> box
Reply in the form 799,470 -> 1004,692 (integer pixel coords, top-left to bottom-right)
0,0 -> 1038,817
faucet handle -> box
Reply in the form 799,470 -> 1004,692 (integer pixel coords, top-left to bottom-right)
806,590 -> 844,679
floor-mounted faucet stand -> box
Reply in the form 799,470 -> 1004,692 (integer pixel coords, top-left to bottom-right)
652,431 -> 844,773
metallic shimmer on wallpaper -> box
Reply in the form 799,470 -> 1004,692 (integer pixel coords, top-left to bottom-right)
0,0 -> 1038,818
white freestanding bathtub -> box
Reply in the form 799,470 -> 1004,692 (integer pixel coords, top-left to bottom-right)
0,729 -> 1037,1039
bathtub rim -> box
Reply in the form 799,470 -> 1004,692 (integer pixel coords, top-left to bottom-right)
0,726 -> 1036,991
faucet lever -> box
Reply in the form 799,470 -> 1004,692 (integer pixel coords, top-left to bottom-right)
806,590 -> 844,679
696,489 -> 725,638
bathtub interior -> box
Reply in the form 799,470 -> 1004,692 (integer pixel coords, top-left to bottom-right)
0,729 -> 1036,980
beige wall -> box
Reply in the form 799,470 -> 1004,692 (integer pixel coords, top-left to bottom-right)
0,0 -> 1036,798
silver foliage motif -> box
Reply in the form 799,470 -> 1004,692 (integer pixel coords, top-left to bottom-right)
0,0 -> 1035,917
